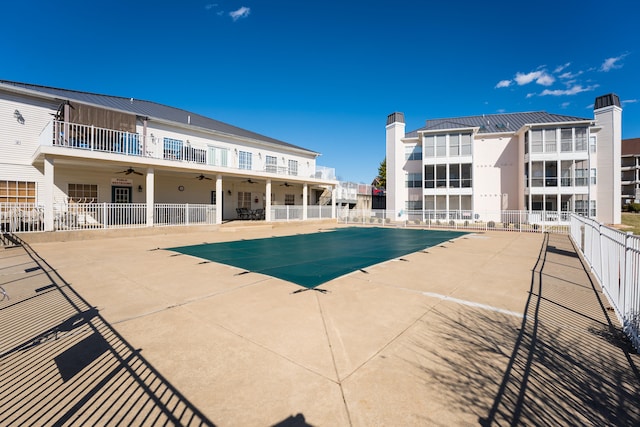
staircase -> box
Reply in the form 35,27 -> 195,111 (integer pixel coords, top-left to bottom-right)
318,188 -> 332,206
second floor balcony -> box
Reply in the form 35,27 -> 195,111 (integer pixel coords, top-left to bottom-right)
38,120 -> 335,181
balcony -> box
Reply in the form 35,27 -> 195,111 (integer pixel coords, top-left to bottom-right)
39,120 -> 333,180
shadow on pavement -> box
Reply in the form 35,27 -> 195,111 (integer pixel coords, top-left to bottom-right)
401,233 -> 640,425
0,233 -> 216,426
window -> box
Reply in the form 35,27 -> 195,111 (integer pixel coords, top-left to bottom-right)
545,161 -> 557,187
288,160 -> 298,176
424,135 -> 435,157
575,128 -> 587,151
575,195 -> 588,216
284,194 -> 295,205
461,164 -> 472,188
436,135 -> 446,157
0,180 -> 36,204
436,165 -> 446,188
405,144 -> 422,160
406,200 -> 423,210
164,138 -> 183,160
524,131 -> 529,155
544,129 -> 557,152
238,191 -> 251,209
575,160 -> 589,186
561,161 -> 572,186
561,128 -> 573,152
531,130 -> 543,153
449,134 -> 460,156
449,164 -> 460,188
405,172 -> 422,188
239,151 -> 252,170
589,135 -> 597,153
424,165 -> 434,188
590,168 -> 597,185
531,162 -> 544,187
265,155 -> 277,173
211,191 -> 216,205
461,134 -> 472,156
68,183 -> 98,203
208,146 -> 228,167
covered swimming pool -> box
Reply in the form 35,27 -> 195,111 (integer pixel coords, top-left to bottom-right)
166,227 -> 468,289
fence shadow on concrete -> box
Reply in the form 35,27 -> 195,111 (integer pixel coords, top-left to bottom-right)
0,233 -> 216,426
401,233 -> 640,425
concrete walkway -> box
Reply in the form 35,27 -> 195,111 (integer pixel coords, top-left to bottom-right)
1,225 -> 638,426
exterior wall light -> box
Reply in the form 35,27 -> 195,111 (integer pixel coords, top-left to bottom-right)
14,110 -> 25,124
138,185 -> 143,192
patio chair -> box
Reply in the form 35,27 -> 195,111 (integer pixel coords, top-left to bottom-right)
236,208 -> 251,220
252,208 -> 265,220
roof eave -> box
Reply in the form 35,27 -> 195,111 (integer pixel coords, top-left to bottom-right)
1,82 -> 320,157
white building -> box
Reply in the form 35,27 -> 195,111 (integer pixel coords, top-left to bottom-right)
622,138 -> 640,205
1,80 -> 337,232
386,94 -> 622,225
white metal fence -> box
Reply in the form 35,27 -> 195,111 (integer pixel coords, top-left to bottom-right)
0,203 -> 45,232
337,209 -> 571,233
570,215 -> 640,351
1,203 -> 217,232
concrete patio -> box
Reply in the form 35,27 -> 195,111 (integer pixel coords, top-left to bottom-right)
1,223 -> 639,426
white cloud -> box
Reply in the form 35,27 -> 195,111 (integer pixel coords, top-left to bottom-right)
622,99 -> 638,106
495,80 -> 511,89
554,63 -> 571,73
205,3 -> 218,10
558,70 -> 583,80
526,93 -> 536,98
539,84 -> 599,96
536,73 -> 555,86
600,54 -> 628,72
514,70 -> 555,86
561,102 -> 571,109
230,6 -> 250,21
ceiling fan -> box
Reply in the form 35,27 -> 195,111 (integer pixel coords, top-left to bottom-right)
280,182 -> 293,187
117,167 -> 143,176
242,179 -> 258,184
195,174 -> 212,181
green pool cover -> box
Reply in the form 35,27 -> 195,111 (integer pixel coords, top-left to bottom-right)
166,227 -> 467,289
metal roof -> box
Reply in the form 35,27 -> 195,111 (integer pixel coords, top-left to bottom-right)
0,80 -> 318,155
405,111 -> 593,138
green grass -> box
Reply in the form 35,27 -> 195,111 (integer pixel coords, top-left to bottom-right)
621,213 -> 640,235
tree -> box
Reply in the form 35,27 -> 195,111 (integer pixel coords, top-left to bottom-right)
376,158 -> 386,188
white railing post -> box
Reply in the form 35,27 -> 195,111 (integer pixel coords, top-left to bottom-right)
90,125 -> 95,151
185,203 -> 189,226
103,203 -> 108,229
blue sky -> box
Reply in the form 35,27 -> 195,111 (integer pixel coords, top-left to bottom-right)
2,0 -> 639,183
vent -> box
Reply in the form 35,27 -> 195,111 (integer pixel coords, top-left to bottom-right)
594,93 -> 621,110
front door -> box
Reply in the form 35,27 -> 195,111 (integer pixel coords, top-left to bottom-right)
112,186 -> 132,203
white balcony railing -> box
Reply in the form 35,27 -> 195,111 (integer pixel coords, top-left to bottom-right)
39,120 -> 333,179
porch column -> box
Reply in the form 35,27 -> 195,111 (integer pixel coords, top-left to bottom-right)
146,168 -> 155,227
142,117 -> 148,157
43,156 -> 54,231
216,175 -> 223,224
331,185 -> 336,219
265,179 -> 272,222
302,183 -> 308,220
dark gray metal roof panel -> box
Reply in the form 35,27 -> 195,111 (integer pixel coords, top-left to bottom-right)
0,80 -> 317,154
406,111 -> 593,137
